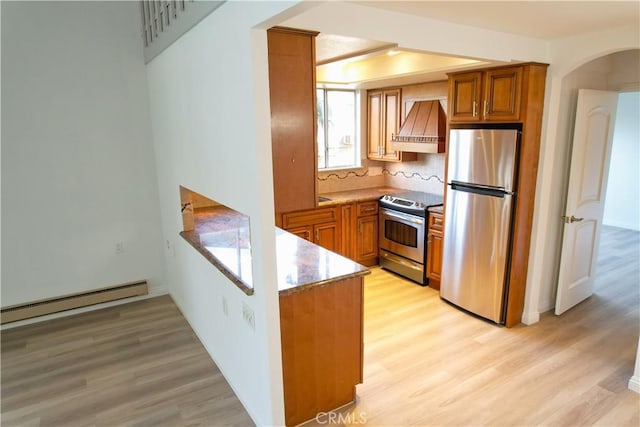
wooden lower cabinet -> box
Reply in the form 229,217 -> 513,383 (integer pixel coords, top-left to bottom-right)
281,207 -> 340,252
355,212 -> 378,266
279,277 -> 364,426
282,201 -> 378,265
426,209 -> 444,290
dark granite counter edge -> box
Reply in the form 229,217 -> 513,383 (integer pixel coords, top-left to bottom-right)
179,230 -> 255,296
180,229 -> 371,297
278,269 -> 371,297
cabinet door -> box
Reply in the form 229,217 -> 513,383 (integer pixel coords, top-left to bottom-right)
287,225 -> 312,242
356,215 -> 378,265
315,222 -> 340,252
449,72 -> 482,122
382,89 -> 402,160
268,28 -> 318,213
483,66 -> 522,121
367,91 -> 383,159
427,231 -> 443,289
427,211 -> 444,289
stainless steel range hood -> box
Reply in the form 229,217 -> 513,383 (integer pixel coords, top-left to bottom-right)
391,100 -> 446,153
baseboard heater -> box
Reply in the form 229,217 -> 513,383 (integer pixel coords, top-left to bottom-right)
1,280 -> 148,325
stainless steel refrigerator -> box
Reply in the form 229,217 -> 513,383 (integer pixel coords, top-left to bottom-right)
441,127 -> 520,324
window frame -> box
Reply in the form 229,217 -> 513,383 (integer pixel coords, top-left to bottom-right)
316,88 -> 360,171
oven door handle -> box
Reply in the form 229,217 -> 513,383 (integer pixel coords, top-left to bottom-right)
380,209 -> 425,225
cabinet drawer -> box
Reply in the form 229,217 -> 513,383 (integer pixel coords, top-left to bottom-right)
282,207 -> 338,229
356,201 -> 378,217
429,212 -> 444,232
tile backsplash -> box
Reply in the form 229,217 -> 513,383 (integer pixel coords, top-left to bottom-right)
384,153 -> 446,195
318,153 -> 446,195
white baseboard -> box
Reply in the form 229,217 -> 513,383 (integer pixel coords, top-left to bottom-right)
521,310 -> 540,325
629,375 -> 640,393
1,286 -> 169,330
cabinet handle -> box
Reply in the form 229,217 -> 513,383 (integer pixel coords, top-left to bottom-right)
315,229 -> 319,242
472,101 -> 477,117
484,100 -> 488,117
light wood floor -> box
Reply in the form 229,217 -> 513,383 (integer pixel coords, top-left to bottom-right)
306,225 -> 639,426
1,295 -> 254,426
2,225 -> 638,426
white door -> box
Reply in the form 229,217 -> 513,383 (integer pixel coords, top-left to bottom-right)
555,90 -> 619,315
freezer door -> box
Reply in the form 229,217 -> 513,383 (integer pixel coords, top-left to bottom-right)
448,129 -> 519,192
440,186 -> 513,323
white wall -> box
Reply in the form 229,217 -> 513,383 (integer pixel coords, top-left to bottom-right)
1,1 -> 166,307
524,47 -> 640,321
145,1 -> 305,425
603,92 -> 640,230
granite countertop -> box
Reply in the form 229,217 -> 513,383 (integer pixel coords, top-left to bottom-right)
320,186 -> 444,208
318,186 -> 399,206
180,206 -> 370,296
428,205 -> 444,214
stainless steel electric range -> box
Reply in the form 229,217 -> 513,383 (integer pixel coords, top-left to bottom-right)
379,191 -> 443,285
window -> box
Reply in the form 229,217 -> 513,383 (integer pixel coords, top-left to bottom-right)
317,89 -> 359,170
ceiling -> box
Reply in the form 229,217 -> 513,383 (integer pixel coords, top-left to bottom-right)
314,1 -> 639,87
355,1 -> 640,40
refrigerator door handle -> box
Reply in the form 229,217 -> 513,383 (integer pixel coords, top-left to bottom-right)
449,181 -> 511,198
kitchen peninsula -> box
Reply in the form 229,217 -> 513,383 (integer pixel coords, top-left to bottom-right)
180,200 -> 369,426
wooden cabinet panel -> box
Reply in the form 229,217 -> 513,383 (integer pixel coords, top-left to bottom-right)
280,277 -> 364,426
427,210 -> 443,290
282,207 -> 338,229
268,28 -> 318,214
449,72 -> 482,122
367,92 -> 382,159
382,90 -> 401,159
483,66 -> 523,121
286,225 -> 312,242
356,215 -> 378,264
367,89 -> 416,162
315,222 -> 339,252
356,201 -> 378,217
281,207 -> 340,253
340,204 -> 355,259
353,201 -> 379,266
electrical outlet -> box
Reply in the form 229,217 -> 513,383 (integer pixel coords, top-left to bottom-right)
222,296 -> 229,317
242,302 -> 255,331
115,242 -> 124,254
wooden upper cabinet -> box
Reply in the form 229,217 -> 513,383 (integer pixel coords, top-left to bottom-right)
448,66 -> 523,123
382,89 -> 401,160
367,89 -> 417,162
448,71 -> 482,122
367,92 -> 383,159
483,66 -> 523,121
268,27 -> 318,214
